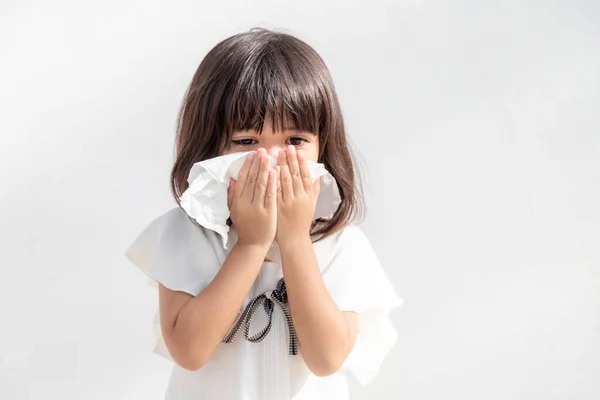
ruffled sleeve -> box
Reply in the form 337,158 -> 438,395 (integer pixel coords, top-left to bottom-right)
124,207 -> 223,360
319,224 -> 404,385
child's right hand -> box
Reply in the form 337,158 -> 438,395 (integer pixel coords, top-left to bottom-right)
227,148 -> 277,248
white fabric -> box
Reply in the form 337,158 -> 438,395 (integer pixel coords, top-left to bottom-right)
179,151 -> 342,248
125,207 -> 403,400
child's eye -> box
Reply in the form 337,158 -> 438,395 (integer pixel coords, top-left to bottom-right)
232,139 -> 257,146
287,137 -> 307,146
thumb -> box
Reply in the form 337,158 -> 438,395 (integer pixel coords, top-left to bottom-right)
227,178 -> 235,210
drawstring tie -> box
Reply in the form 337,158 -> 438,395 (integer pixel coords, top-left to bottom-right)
223,278 -> 298,355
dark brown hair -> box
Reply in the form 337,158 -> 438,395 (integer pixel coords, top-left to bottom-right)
170,27 -> 364,240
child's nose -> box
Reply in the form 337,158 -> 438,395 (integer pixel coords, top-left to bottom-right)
265,146 -> 282,158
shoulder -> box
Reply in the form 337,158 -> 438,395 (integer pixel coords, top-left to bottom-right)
145,206 -> 193,228
138,207 -> 209,238
313,223 -> 374,267
316,223 -> 371,249
339,223 -> 370,242
126,206 -> 218,260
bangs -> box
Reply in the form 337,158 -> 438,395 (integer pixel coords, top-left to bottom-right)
222,43 -> 326,137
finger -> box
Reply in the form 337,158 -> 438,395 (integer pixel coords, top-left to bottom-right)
253,151 -> 270,203
278,147 -> 288,168
227,178 -> 235,209
243,149 -> 264,201
278,149 -> 293,203
265,168 -> 277,209
286,145 -> 303,194
275,165 -> 282,204
236,151 -> 255,198
297,150 -> 313,193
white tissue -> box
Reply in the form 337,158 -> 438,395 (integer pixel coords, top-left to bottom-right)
179,151 -> 342,248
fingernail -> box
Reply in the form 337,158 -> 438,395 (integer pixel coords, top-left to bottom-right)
248,152 -> 255,159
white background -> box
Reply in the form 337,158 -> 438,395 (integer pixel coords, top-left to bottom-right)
1,0 -> 599,399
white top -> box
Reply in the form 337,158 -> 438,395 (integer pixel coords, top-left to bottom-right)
125,207 -> 403,400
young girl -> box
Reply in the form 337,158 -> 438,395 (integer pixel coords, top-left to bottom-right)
125,28 -> 403,400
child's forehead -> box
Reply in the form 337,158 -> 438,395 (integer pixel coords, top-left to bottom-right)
231,126 -> 314,136
232,116 -> 316,136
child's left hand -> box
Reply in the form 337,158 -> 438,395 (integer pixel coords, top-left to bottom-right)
275,145 -> 321,245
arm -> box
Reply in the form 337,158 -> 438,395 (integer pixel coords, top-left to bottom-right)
160,149 -> 277,371
275,145 -> 358,377
159,242 -> 269,371
279,235 -> 358,377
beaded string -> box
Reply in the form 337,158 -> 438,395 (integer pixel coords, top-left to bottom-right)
222,278 -> 298,356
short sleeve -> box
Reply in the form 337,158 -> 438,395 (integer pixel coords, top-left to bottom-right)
320,225 -> 404,385
124,207 -> 223,360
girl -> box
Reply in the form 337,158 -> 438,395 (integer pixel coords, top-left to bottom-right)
125,28 -> 403,400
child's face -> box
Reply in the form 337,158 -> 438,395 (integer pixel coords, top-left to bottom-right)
221,118 -> 319,162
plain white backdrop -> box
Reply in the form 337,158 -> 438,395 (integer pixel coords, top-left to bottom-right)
1,0 -> 599,399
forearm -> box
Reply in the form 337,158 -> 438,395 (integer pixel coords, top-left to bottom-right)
170,243 -> 268,368
279,235 -> 355,376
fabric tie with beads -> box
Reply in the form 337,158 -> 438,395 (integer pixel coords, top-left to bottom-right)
223,278 -> 298,355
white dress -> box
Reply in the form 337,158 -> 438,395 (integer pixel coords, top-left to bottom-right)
125,207 -> 403,400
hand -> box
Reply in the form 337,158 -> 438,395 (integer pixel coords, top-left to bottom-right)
227,148 -> 277,248
275,145 -> 321,245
